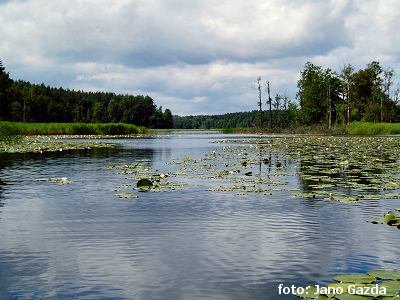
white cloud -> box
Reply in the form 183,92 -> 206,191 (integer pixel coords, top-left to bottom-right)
0,0 -> 398,115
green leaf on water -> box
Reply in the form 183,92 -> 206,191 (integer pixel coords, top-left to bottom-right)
114,193 -> 138,199
137,178 -> 153,188
291,193 -> 316,199
47,177 -> 71,185
379,280 -> 400,297
334,274 -> 376,284
293,285 -> 319,298
367,270 -> 400,280
328,283 -> 366,290
367,217 -> 384,224
335,294 -> 374,300
328,196 -> 357,203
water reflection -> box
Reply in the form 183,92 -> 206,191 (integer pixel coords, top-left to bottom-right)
0,135 -> 399,300
0,179 -> 5,208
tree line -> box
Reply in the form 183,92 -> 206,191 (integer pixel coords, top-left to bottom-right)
174,111 -> 260,129
173,104 -> 298,129
0,60 -> 173,128
296,61 -> 400,127
174,61 -> 400,129
2,58 -> 399,129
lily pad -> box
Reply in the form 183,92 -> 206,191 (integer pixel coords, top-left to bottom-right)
384,212 -> 400,225
368,270 -> 400,280
47,177 -> 71,185
328,283 -> 366,290
114,193 -> 138,199
335,294 -> 373,300
369,211 -> 400,228
367,218 -> 384,224
304,296 -> 329,300
293,285 -> 320,298
334,274 -> 376,284
137,178 -> 153,188
379,280 -> 400,296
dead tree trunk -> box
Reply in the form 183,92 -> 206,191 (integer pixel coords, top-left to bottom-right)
328,83 -> 332,129
346,84 -> 350,125
267,81 -> 272,129
257,77 -> 263,129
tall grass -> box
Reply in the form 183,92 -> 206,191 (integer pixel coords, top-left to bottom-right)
222,125 -> 346,135
222,128 -> 260,134
0,122 -> 146,136
0,122 -> 21,143
348,122 -> 400,135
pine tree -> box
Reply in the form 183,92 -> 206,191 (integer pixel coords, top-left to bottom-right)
0,59 -> 13,119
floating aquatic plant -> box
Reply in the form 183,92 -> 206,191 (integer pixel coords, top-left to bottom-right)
208,136 -> 400,203
367,209 -> 400,229
137,178 -> 153,189
367,270 -> 400,280
47,177 -> 71,185
333,274 -> 376,284
108,136 -> 400,202
114,193 -> 138,199
1,137 -> 115,154
107,161 -> 187,198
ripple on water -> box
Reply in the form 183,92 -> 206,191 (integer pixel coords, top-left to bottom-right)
0,134 -> 400,300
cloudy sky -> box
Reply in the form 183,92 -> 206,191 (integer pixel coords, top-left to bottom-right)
0,0 -> 399,115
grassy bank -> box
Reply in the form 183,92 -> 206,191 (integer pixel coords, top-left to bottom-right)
348,122 -> 400,135
0,122 -> 21,143
148,128 -> 221,135
223,122 -> 400,135
222,125 -> 347,135
0,122 -> 147,136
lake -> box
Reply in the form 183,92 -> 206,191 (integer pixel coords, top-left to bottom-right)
0,133 -> 399,300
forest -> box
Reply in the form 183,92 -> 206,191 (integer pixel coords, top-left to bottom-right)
174,111 -> 260,129
174,61 -> 400,129
173,109 -> 296,129
2,59 -> 399,130
0,60 -> 173,128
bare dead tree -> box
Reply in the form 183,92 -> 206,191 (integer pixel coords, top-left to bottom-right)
394,83 -> 400,104
256,77 -> 263,129
273,94 -> 281,128
266,81 -> 272,129
340,64 -> 354,125
325,69 -> 333,129
328,81 -> 332,129
383,68 -> 394,122
283,94 -> 289,127
391,83 -> 400,122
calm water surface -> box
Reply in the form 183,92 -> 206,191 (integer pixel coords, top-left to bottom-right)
0,134 -> 399,300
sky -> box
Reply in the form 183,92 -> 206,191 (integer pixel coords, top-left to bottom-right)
0,0 -> 399,115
